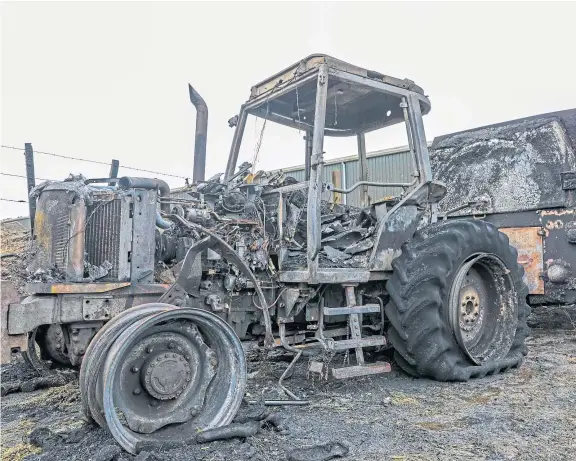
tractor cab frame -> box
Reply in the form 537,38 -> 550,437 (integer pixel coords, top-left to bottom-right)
224,54 -> 443,284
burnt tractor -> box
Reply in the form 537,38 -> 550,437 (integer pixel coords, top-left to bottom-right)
1,55 -> 531,453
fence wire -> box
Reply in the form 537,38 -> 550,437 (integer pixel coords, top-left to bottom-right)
1,143 -> 191,213
1,145 -> 189,180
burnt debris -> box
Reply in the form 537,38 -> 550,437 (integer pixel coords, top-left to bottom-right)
196,421 -> 261,443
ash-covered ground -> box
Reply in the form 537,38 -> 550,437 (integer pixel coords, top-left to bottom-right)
2,222 -> 576,461
1,329 -> 575,461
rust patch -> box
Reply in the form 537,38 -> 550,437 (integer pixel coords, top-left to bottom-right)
545,220 -> 564,230
50,282 -> 131,294
500,227 -> 544,294
24,282 -> 131,294
540,209 -> 576,217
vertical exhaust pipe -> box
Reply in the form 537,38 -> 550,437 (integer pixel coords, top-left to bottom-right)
189,84 -> 208,183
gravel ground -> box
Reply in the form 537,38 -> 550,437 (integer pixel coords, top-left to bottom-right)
1,328 -> 575,461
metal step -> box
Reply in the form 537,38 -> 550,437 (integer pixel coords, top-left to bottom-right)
332,362 -> 392,379
323,304 -> 381,316
328,335 -> 386,351
307,286 -> 392,380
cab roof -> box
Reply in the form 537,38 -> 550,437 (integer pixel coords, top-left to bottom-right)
246,54 -> 429,137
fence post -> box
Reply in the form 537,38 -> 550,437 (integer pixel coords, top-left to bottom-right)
24,143 -> 36,231
109,159 -> 119,185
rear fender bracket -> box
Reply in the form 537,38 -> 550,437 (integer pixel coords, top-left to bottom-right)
1,281 -> 29,364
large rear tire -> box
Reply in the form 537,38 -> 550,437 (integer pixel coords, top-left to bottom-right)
385,219 -> 531,381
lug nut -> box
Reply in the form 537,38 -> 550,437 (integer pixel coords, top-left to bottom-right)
133,388 -> 141,395
168,343 -> 175,349
146,346 -> 153,353
132,366 -> 139,373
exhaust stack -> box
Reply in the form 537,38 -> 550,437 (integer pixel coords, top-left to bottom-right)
189,84 -> 208,183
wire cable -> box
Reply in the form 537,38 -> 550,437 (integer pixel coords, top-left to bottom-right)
252,287 -> 287,310
1,172 -> 54,182
1,198 -> 27,203
1,145 -> 188,180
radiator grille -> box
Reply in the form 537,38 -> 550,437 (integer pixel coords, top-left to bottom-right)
85,199 -> 123,280
50,198 -> 72,271
31,186 -> 155,283
29,190 -> 74,274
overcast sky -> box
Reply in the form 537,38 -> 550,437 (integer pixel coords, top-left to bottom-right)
2,1 -> 576,219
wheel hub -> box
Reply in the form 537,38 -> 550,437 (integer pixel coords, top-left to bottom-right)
116,322 -> 218,434
449,253 -> 518,365
459,286 -> 481,331
142,352 -> 192,400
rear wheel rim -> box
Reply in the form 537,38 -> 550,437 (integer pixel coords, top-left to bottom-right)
449,253 -> 518,365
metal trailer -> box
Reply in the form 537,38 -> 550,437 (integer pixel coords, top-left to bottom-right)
430,109 -> 576,304
1,55 -> 531,454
